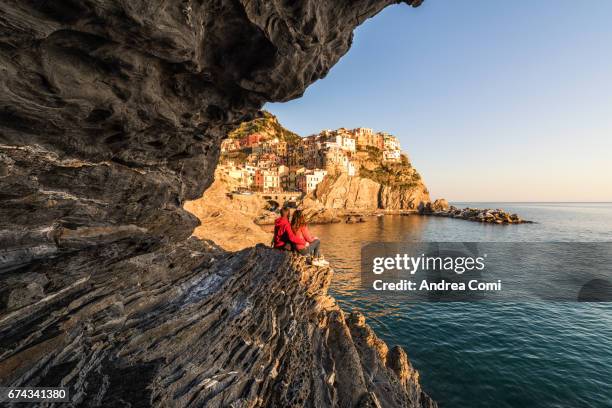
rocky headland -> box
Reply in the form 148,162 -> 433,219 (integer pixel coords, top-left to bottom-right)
0,0 -> 435,406
214,110 -> 432,225
301,154 -> 431,223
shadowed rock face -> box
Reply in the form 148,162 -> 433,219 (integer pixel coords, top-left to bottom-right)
1,243 -> 436,407
0,0 -> 435,406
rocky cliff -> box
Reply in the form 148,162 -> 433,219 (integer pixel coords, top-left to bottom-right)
0,0 -> 434,406
311,175 -> 382,212
302,145 -> 431,222
302,172 -> 430,222
358,151 -> 430,212
379,184 -> 430,211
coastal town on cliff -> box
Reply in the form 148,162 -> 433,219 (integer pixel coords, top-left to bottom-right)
205,112 -> 529,227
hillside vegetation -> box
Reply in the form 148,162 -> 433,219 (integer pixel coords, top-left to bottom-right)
357,149 -> 424,190
228,111 -> 301,143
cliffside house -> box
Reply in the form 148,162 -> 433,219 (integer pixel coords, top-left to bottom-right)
382,133 -> 400,151
255,168 -> 281,193
353,128 -> 385,150
286,167 -> 305,191
252,137 -> 287,157
240,133 -> 265,148
383,149 -> 401,162
321,147 -> 357,176
221,139 -> 241,152
297,169 -> 327,194
320,131 -> 356,153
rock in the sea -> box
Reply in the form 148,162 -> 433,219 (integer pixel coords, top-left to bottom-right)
421,205 -> 532,225
0,0 -> 433,406
345,215 -> 366,224
431,198 -> 450,212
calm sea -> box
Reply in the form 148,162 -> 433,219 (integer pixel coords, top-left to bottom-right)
309,203 -> 612,408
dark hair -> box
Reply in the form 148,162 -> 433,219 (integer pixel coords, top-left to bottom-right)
280,207 -> 291,217
291,210 -> 306,231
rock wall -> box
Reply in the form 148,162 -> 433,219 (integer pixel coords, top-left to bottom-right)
312,174 -> 382,212
0,0 -> 434,406
303,174 -> 430,222
379,184 -> 431,211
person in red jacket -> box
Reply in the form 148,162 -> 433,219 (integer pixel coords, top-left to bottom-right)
272,207 -> 308,250
290,210 -> 329,266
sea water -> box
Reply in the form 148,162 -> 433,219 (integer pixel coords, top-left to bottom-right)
309,203 -> 612,408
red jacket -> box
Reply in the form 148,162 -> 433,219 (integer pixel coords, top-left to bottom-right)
273,217 -> 306,249
293,226 -> 316,250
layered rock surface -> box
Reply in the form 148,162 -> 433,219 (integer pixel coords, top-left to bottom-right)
379,184 -> 430,212
0,243 -> 435,407
0,0 -> 434,406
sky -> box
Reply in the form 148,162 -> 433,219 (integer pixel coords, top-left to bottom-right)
266,0 -> 612,202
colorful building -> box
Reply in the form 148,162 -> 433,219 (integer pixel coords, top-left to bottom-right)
220,139 -> 241,152
219,126 -> 403,191
352,127 -> 384,150
255,168 -> 280,192
297,169 -> 327,194
286,167 -> 305,191
382,133 -> 400,151
383,150 -> 401,162
239,133 -> 265,148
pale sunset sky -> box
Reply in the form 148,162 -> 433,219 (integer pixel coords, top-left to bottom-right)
266,0 -> 612,202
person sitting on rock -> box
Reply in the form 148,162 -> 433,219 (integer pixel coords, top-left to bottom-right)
290,210 -> 329,266
272,207 -> 307,251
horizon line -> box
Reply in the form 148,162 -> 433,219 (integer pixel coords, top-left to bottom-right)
448,201 -> 612,204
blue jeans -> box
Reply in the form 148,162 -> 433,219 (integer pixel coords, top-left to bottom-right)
298,239 -> 321,258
